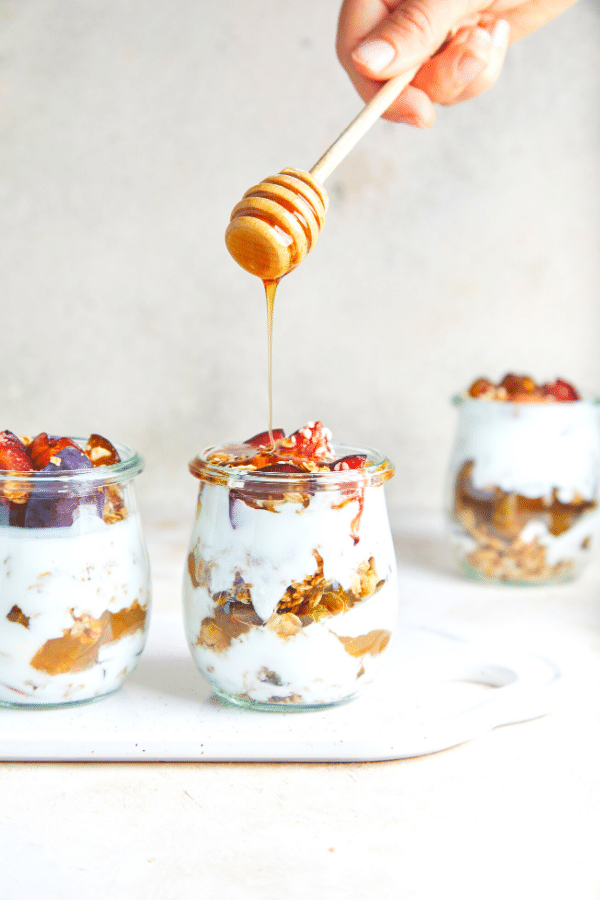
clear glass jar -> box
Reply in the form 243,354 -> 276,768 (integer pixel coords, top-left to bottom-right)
183,443 -> 398,710
0,440 -> 151,707
447,396 -> 600,585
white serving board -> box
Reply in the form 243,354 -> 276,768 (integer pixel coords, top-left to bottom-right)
0,612 -> 560,762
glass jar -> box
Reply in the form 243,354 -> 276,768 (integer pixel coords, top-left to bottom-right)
183,443 -> 398,710
447,395 -> 600,585
0,440 -> 151,707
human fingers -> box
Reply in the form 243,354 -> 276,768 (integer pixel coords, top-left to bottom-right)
421,0 -> 576,105
485,0 -> 579,43
337,0 -> 487,125
413,18 -> 510,106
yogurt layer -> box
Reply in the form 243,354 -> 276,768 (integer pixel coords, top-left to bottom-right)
450,399 -> 600,502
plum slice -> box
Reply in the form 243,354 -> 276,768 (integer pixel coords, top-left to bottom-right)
0,431 -> 34,473
27,433 -> 80,470
0,431 -> 34,515
283,421 -> 334,462
329,454 -> 367,472
243,428 -> 285,448
23,446 -> 103,528
542,378 -> 580,402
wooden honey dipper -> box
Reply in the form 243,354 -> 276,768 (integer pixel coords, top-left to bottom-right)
225,66 -> 419,281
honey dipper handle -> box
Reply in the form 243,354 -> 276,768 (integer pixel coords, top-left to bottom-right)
309,66 -> 420,183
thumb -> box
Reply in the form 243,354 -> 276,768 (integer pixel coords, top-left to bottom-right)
351,0 -> 480,77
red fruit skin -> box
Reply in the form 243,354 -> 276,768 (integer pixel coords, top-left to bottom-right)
0,431 -> 34,472
0,431 -> 34,512
285,421 -> 333,461
542,379 -> 580,402
499,373 -> 524,396
244,429 -> 285,448
329,454 -> 367,472
27,433 -> 80,470
254,463 -> 305,475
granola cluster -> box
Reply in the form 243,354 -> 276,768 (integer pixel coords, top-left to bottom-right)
453,461 -> 595,582
456,504 -> 574,583
467,373 -> 580,402
192,545 -> 389,659
277,551 -> 382,622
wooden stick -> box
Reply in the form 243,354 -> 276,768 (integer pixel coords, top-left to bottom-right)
310,66 -> 420,184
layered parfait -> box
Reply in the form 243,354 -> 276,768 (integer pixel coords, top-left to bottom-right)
183,421 -> 397,709
0,430 -> 151,707
449,374 -> 600,584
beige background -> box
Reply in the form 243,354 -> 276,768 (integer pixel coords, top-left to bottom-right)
2,7 -> 600,896
1,0 -> 599,518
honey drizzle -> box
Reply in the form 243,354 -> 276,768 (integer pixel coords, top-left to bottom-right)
264,279 -> 278,446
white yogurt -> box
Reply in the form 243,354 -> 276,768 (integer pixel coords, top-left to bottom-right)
0,510 -> 150,706
450,397 -> 600,502
183,449 -> 398,708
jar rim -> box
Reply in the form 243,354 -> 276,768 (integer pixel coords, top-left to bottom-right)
452,393 -> 600,407
189,441 -> 395,489
0,438 -> 144,489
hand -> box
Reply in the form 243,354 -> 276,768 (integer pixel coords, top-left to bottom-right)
336,0 -> 579,127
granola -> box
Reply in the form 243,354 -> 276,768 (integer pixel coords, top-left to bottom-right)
195,550 -> 388,655
456,503 -> 575,582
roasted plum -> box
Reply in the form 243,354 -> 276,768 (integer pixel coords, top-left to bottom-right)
212,425 -> 373,536
0,431 -> 34,473
27,433 -> 80,469
0,432 -> 122,529
542,378 -> 580,402
281,421 -> 334,464
467,374 -> 580,402
243,428 -> 285,448
23,446 -> 103,528
0,431 -> 34,519
329,454 -> 367,472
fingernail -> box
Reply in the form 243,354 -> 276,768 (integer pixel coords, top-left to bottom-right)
491,19 -> 510,48
455,53 -> 487,84
395,114 -> 428,128
352,39 -> 395,74
453,25 -> 491,49
471,26 -> 492,48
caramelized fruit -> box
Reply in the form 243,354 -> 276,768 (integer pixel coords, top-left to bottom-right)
0,431 -> 123,528
467,373 -> 580,402
0,431 -> 34,472
27,434 -> 80,469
